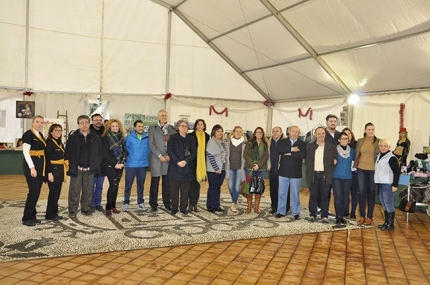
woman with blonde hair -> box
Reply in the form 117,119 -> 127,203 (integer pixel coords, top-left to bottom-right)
225,126 -> 247,212
244,127 -> 269,213
101,119 -> 126,216
21,115 -> 46,226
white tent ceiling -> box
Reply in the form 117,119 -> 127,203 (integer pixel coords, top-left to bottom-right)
153,0 -> 430,102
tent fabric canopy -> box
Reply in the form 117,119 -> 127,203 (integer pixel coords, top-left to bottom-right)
154,0 -> 430,101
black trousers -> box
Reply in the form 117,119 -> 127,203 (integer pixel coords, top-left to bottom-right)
105,167 -> 123,210
317,184 -> 332,209
46,182 -> 63,218
189,180 -> 200,206
22,175 -> 44,222
269,174 -> 290,212
149,175 -> 171,209
170,180 -> 191,212
309,172 -> 330,218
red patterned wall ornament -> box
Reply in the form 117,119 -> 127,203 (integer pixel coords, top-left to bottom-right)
209,105 -> 228,117
399,103 -> 405,129
263,99 -> 275,107
23,90 -> 34,96
164,93 -> 172,100
298,107 -> 313,120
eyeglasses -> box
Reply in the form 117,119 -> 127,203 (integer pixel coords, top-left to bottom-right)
79,122 -> 90,125
179,125 -> 188,128
255,132 -> 263,134
53,129 -> 62,132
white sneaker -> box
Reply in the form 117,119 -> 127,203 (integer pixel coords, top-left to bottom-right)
230,203 -> 237,212
138,203 -> 148,211
123,204 -> 129,212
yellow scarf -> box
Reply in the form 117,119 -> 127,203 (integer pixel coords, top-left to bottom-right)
196,131 -> 207,182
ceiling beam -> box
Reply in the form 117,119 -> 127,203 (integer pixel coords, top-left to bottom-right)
151,0 -> 272,102
259,0 -> 351,96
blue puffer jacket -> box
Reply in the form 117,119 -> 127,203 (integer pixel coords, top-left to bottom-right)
125,131 -> 150,168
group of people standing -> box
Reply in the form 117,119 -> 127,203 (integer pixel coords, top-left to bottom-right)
21,111 -> 401,231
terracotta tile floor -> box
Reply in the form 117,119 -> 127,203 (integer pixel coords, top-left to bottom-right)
0,174 -> 429,284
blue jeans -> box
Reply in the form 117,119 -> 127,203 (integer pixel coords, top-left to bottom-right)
91,176 -> 105,207
357,169 -> 375,219
344,171 -> 359,214
206,170 -> 226,209
332,178 -> 352,218
278,176 -> 301,216
378,183 -> 395,212
124,167 -> 147,205
228,169 -> 242,203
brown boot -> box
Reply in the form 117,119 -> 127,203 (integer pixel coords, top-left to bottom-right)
246,194 -> 253,213
254,194 -> 261,214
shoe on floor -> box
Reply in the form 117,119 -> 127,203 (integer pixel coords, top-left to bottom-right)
123,204 -> 129,212
309,216 -> 315,223
322,218 -> 329,224
364,218 -> 372,225
112,208 -> 121,214
357,217 -> 365,225
316,208 -> 321,216
138,203 -> 148,211
275,213 -> 285,218
171,210 -> 178,215
230,203 -> 237,212
294,215 -> 301,220
151,207 -> 158,212
95,205 -> 104,212
32,218 -> 42,224
214,206 -> 223,212
207,207 -> 215,213
269,209 -> 276,214
180,210 -> 188,215
350,212 -> 356,219
81,210 -> 93,216
90,206 -> 96,213
22,220 -> 36,227
328,212 -> 336,218
106,210 -> 112,216
335,218 -> 341,225
46,215 -> 63,221
340,218 -> 347,225
68,212 -> 76,218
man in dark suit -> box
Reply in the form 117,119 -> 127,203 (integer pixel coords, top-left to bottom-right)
276,126 -> 307,220
306,126 -> 337,223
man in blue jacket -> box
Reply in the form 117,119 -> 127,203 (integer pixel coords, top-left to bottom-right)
123,120 -> 150,211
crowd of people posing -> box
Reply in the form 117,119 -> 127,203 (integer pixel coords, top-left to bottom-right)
21,112 -> 400,231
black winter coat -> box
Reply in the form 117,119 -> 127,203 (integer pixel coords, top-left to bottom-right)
167,133 -> 196,182
65,130 -> 102,177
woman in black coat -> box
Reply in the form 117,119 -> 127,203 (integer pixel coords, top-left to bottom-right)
101,119 -> 126,216
45,123 -> 67,221
167,120 -> 196,215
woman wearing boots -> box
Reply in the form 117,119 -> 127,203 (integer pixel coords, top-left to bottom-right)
101,119 -> 126,216
375,139 -> 400,231
243,127 -> 269,214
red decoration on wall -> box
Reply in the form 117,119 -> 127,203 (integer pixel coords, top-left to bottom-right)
399,103 -> 405,129
263,99 -> 275,107
298,107 -> 313,120
164,93 -> 172,100
23,90 -> 34,96
209,105 -> 228,117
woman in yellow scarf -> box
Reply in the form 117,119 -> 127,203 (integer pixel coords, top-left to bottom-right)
188,119 -> 210,212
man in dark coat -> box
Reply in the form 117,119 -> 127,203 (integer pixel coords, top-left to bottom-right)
66,115 -> 102,218
306,126 -> 337,223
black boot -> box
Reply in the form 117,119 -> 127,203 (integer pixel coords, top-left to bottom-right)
378,210 -> 388,229
381,212 -> 395,231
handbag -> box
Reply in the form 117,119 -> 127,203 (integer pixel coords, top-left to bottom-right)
398,199 -> 416,213
249,176 -> 265,194
422,187 -> 430,203
239,181 -> 247,198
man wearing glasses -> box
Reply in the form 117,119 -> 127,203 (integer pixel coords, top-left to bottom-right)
65,115 -> 102,218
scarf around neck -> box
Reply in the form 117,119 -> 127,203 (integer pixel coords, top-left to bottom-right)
107,130 -> 125,163
196,131 -> 207,182
231,136 -> 244,147
336,144 -> 351,159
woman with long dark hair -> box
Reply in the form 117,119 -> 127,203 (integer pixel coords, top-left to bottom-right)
243,127 -> 269,214
188,119 -> 210,212
45,124 -> 67,221
355,122 -> 380,225
101,119 -> 126,216
342,127 -> 358,219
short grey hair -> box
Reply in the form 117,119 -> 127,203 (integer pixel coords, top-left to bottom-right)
77,115 -> 90,124
176,119 -> 189,128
